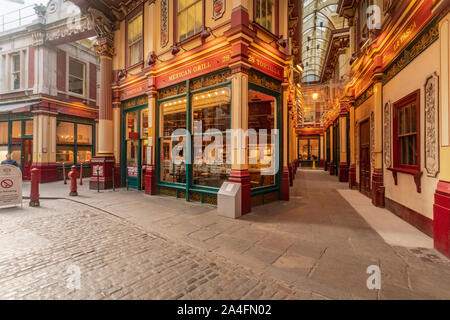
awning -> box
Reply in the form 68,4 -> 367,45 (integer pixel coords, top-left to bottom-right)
0,101 -> 40,114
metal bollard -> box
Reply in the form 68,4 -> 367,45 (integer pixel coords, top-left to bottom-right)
112,166 -> 115,192
68,165 -> 79,196
80,162 -> 84,186
97,168 -> 100,193
63,163 -> 67,184
29,168 -> 40,207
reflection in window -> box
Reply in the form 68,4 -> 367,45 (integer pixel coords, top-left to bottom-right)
141,109 -> 149,139
192,87 -> 231,188
126,111 -> 138,139
248,90 -> 276,189
77,124 -> 92,145
128,13 -> 143,66
10,146 -> 21,165
57,122 -> 75,144
77,146 -> 92,163
25,120 -> 33,136
56,146 -> 74,165
56,122 -> 93,165
0,122 -> 8,144
12,121 -> 21,138
69,58 -> 85,95
178,0 -> 202,41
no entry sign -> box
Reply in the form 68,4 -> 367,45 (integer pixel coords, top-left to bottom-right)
0,165 -> 22,208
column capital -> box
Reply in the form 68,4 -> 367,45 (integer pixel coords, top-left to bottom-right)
95,37 -> 115,59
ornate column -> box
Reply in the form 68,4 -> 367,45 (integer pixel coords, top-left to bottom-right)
339,104 -> 349,183
329,124 -> 335,175
31,103 -> 58,183
281,83 -> 290,201
112,89 -> 121,188
288,103 -> 294,186
349,99 -> 357,188
225,1 -> 253,214
145,81 -> 158,196
320,133 -> 325,168
434,10 -> 450,258
90,36 -> 115,190
371,66 -> 385,207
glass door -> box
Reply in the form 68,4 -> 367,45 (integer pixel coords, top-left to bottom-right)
22,139 -> 33,180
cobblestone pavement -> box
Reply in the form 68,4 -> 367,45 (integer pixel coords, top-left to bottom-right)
0,199 -> 314,300
8,170 -> 450,300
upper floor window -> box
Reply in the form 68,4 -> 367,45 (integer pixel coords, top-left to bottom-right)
11,54 -> 20,90
68,58 -> 85,96
393,90 -> 420,172
178,0 -> 202,42
255,0 -> 274,32
128,13 -> 143,66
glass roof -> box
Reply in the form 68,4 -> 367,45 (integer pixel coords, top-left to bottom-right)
302,0 -> 345,83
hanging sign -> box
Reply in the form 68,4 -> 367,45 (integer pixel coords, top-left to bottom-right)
0,165 -> 22,208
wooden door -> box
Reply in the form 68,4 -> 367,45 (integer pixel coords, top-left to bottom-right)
22,139 -> 33,180
359,120 -> 371,197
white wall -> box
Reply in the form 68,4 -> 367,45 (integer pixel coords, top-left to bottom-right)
383,40 -> 440,220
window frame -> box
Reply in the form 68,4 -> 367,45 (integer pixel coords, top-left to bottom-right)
68,57 -> 86,97
126,10 -> 144,69
56,120 -> 94,166
176,0 -> 204,43
253,0 -> 278,35
392,89 -> 421,174
11,53 -> 21,90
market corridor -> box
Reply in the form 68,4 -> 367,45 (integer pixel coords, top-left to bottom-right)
1,170 -> 449,299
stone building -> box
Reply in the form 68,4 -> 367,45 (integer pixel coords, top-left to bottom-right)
0,0 -> 99,182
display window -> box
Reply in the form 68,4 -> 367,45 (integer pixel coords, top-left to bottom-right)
56,121 -> 93,165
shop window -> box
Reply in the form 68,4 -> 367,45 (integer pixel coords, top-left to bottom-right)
126,111 -> 139,139
128,13 -> 143,66
56,121 -> 93,165
0,122 -> 8,144
0,146 -> 8,163
255,0 -> 274,32
11,121 -> 21,138
192,87 -> 231,188
248,89 -> 276,189
160,97 -> 187,184
178,0 -> 202,41
11,54 -> 20,90
141,109 -> 149,139
68,58 -> 85,95
299,139 -> 308,160
24,120 -> 33,136
393,90 -> 420,172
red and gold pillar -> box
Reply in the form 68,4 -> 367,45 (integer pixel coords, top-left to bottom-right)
281,83 -> 290,201
90,37 -> 115,190
339,104 -> 349,183
145,85 -> 158,196
434,10 -> 450,258
348,99 -> 357,188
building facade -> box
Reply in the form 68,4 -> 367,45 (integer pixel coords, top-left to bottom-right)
300,0 -> 449,257
0,0 -> 99,182
69,0 -> 302,214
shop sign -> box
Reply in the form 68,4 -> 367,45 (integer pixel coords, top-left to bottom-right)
128,166 -> 138,178
92,165 -> 104,177
0,165 -> 22,208
249,53 -> 284,81
129,132 -> 139,140
157,50 -> 231,88
121,82 -> 147,101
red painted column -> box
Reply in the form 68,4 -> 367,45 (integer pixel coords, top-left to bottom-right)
281,167 -> 290,201
90,37 -> 115,190
349,164 -> 357,189
229,170 -> 251,214
339,163 -> 349,182
434,181 -> 450,258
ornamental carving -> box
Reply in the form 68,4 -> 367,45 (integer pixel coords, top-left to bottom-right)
370,112 -> 375,170
424,72 -> 440,177
161,0 -> 169,48
94,41 -> 115,58
87,8 -> 115,41
213,0 -> 225,20
383,102 -> 392,168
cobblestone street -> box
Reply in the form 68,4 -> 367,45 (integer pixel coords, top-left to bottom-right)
0,199 -> 310,300
0,170 -> 449,300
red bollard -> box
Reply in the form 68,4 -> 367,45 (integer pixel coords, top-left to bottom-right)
80,162 -> 83,186
68,165 -> 79,196
63,163 -> 67,184
29,168 -> 40,207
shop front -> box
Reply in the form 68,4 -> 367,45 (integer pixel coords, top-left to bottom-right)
298,136 -> 320,168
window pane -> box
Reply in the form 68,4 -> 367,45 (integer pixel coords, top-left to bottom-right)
299,139 -> 308,160
24,120 -> 33,136
187,7 -> 195,38
179,10 -> 187,40
398,108 -> 403,135
161,98 -> 187,137
10,145 -> 21,165
248,89 -> 276,189
141,109 -> 149,139
77,124 -> 92,145
0,146 -> 8,163
12,121 -> 21,138
195,1 -> 202,34
69,59 -> 85,95
411,103 -> 417,133
192,87 -> 231,188
12,55 -> 20,72
404,106 -> 410,134
56,122 -> 75,144
126,111 -> 139,139
160,137 -> 186,184
77,146 -> 92,163
310,139 -> 319,160
56,146 -> 74,165
0,122 -> 8,144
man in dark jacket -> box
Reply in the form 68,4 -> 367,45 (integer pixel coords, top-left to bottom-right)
1,153 -> 19,167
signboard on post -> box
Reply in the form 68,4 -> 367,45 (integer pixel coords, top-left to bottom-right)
0,165 -> 22,208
